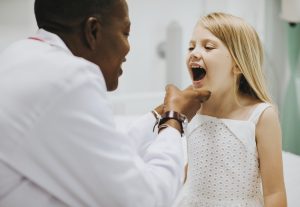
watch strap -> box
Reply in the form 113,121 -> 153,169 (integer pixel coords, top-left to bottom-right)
158,111 -> 187,136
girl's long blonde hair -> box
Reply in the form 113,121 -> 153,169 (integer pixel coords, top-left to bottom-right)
199,12 -> 272,103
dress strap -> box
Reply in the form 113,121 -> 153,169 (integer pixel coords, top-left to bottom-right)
248,103 -> 272,124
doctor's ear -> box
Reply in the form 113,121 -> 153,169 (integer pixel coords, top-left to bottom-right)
83,17 -> 102,50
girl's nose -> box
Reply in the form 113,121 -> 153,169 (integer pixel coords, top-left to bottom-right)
190,48 -> 202,60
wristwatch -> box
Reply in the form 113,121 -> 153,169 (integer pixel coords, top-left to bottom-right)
158,111 -> 188,136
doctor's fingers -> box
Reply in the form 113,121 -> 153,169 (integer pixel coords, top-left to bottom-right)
165,84 -> 180,95
182,85 -> 194,92
194,89 -> 211,102
181,85 -> 211,102
163,84 -> 182,103
183,88 -> 211,103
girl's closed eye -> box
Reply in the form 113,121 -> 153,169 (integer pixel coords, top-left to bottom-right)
205,46 -> 214,50
188,43 -> 195,51
204,43 -> 215,50
188,46 -> 195,51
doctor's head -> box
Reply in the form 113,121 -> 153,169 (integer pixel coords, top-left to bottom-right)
34,0 -> 131,91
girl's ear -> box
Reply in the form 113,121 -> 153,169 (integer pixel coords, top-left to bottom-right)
233,65 -> 242,74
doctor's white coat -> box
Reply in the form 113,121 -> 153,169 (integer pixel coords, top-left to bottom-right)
0,29 -> 184,207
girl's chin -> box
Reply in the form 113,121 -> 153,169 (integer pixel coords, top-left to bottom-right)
192,82 -> 204,88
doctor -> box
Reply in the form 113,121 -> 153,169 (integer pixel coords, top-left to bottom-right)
0,0 -> 210,206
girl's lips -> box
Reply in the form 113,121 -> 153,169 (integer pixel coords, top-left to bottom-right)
193,80 -> 204,88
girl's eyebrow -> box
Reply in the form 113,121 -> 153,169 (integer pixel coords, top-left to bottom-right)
189,38 -> 218,45
188,40 -> 196,44
203,38 -> 218,43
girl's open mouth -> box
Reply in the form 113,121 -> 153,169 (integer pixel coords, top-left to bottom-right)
192,67 -> 206,81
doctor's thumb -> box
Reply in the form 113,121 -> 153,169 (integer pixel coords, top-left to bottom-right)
193,89 -> 211,102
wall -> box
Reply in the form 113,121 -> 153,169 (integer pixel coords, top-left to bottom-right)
0,0 -> 36,50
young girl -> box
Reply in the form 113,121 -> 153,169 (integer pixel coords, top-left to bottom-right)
174,12 -> 287,207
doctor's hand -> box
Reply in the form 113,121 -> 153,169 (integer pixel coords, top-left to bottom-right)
163,84 -> 211,121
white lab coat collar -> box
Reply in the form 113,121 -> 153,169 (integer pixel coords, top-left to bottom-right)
32,29 -> 108,91
33,29 -> 73,54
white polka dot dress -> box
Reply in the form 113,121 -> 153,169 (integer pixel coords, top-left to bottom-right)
173,103 -> 271,207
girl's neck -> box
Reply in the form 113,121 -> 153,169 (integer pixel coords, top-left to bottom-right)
199,91 -> 259,119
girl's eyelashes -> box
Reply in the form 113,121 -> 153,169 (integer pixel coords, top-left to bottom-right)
204,43 -> 216,50
204,46 -> 214,50
188,47 -> 195,51
187,43 -> 216,52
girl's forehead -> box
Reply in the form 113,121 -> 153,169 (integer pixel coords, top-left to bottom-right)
191,26 -> 220,43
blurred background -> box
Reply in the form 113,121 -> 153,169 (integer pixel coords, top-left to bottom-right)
0,0 -> 299,155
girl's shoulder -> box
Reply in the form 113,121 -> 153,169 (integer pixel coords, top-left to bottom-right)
248,102 -> 276,125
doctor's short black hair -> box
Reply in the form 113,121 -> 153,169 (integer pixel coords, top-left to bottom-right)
34,0 -> 120,32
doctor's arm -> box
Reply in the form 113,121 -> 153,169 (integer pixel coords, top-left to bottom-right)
41,79 -> 183,207
33,69 -> 210,207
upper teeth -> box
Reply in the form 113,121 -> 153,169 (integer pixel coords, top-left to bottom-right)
192,65 -> 205,69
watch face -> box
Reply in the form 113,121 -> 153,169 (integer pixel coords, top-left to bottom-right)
182,117 -> 188,127
183,118 -> 188,124
181,115 -> 188,134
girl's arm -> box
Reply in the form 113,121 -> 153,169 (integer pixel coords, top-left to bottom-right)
184,163 -> 188,183
256,106 -> 287,207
